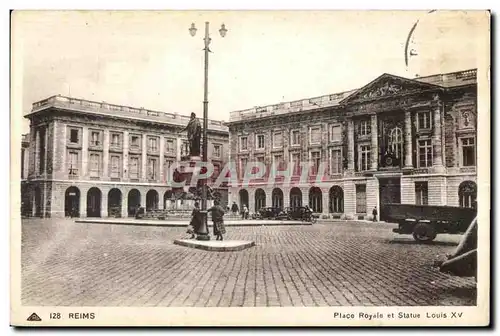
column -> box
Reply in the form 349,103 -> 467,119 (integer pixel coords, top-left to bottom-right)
101,192 -> 108,218
159,137 -> 165,183
404,110 -> 413,168
82,127 -> 88,177
61,123 -> 67,175
121,191 -> 128,218
301,187 -> 309,207
370,114 -> 378,170
34,129 -> 40,175
141,134 -> 147,179
103,130 -> 110,178
43,127 -> 49,177
80,188 -> 87,218
322,189 -> 329,215
265,190 -> 272,208
433,104 -> 444,169
347,120 -> 355,171
248,189 -> 255,214
123,131 -> 129,179
176,136 -> 182,161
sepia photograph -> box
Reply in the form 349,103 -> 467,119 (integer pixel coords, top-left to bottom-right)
9,9 -> 490,326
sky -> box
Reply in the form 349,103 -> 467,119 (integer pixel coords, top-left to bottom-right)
12,10 -> 488,133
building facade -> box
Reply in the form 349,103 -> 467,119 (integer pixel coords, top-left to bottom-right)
22,95 -> 229,218
227,69 -> 478,219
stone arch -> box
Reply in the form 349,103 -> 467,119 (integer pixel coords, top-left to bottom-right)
239,189 -> 249,210
127,189 -> 141,217
459,181 -> 477,208
254,188 -> 266,212
87,187 -> 102,217
329,186 -> 344,213
108,188 -> 122,218
272,188 -> 284,209
309,187 -> 322,213
164,190 -> 174,209
146,189 -> 159,210
64,186 -> 80,218
289,187 -> 302,208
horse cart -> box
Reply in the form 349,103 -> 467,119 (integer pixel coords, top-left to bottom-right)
381,203 -> 477,242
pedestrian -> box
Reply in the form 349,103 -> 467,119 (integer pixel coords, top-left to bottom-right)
231,201 -> 239,217
187,201 -> 202,239
372,206 -> 378,222
208,199 -> 226,241
243,205 -> 249,220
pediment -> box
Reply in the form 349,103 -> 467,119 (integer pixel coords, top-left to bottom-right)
340,73 -> 442,104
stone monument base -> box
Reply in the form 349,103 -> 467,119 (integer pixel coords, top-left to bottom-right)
173,239 -> 255,252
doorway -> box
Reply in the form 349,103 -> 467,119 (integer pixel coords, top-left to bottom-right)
379,177 -> 401,206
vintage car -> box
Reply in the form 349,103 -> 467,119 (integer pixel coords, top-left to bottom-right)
252,207 -> 283,220
381,203 -> 477,242
283,206 -> 317,222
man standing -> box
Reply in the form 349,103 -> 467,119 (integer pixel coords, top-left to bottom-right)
372,206 -> 378,222
231,201 -> 239,216
179,112 -> 202,157
207,199 -> 226,241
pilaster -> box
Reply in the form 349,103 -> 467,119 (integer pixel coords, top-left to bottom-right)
370,114 -> 378,170
347,120 -> 355,171
404,110 -> 413,168
141,134 -> 147,180
103,130 -> 109,178
123,131 -> 129,180
82,126 -> 88,177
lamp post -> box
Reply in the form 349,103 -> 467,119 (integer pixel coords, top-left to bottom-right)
189,21 -> 227,241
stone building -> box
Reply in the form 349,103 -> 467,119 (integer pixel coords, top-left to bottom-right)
227,69 -> 478,219
23,95 -> 229,218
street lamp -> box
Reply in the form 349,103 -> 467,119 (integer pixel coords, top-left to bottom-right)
189,21 -> 227,241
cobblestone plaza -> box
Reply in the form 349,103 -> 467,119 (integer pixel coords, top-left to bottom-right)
21,219 -> 476,307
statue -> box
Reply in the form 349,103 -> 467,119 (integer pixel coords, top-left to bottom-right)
179,112 -> 202,157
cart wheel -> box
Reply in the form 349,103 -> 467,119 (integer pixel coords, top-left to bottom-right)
412,223 -> 437,242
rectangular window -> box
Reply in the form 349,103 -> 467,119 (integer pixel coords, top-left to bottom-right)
311,151 -> 321,174
359,145 -> 371,171
240,136 -> 248,151
163,159 -> 172,181
90,131 -> 101,146
111,133 -> 120,147
273,154 -> 283,170
291,153 -> 301,175
355,184 -> 367,213
330,125 -> 341,142
273,131 -> 283,148
462,137 -> 475,166
70,129 -> 79,143
68,151 -> 79,175
147,158 -> 158,180
110,155 -> 121,178
418,140 -> 433,167
212,164 -> 220,180
330,149 -> 342,174
165,139 -> 175,153
256,134 -> 265,149
310,127 -> 321,144
129,157 -> 139,179
148,137 -> 158,152
213,144 -> 221,158
415,182 -> 429,205
89,153 -> 101,177
358,120 -> 371,136
417,111 -> 431,130
291,129 -> 300,146
240,157 -> 248,177
130,135 -> 140,148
